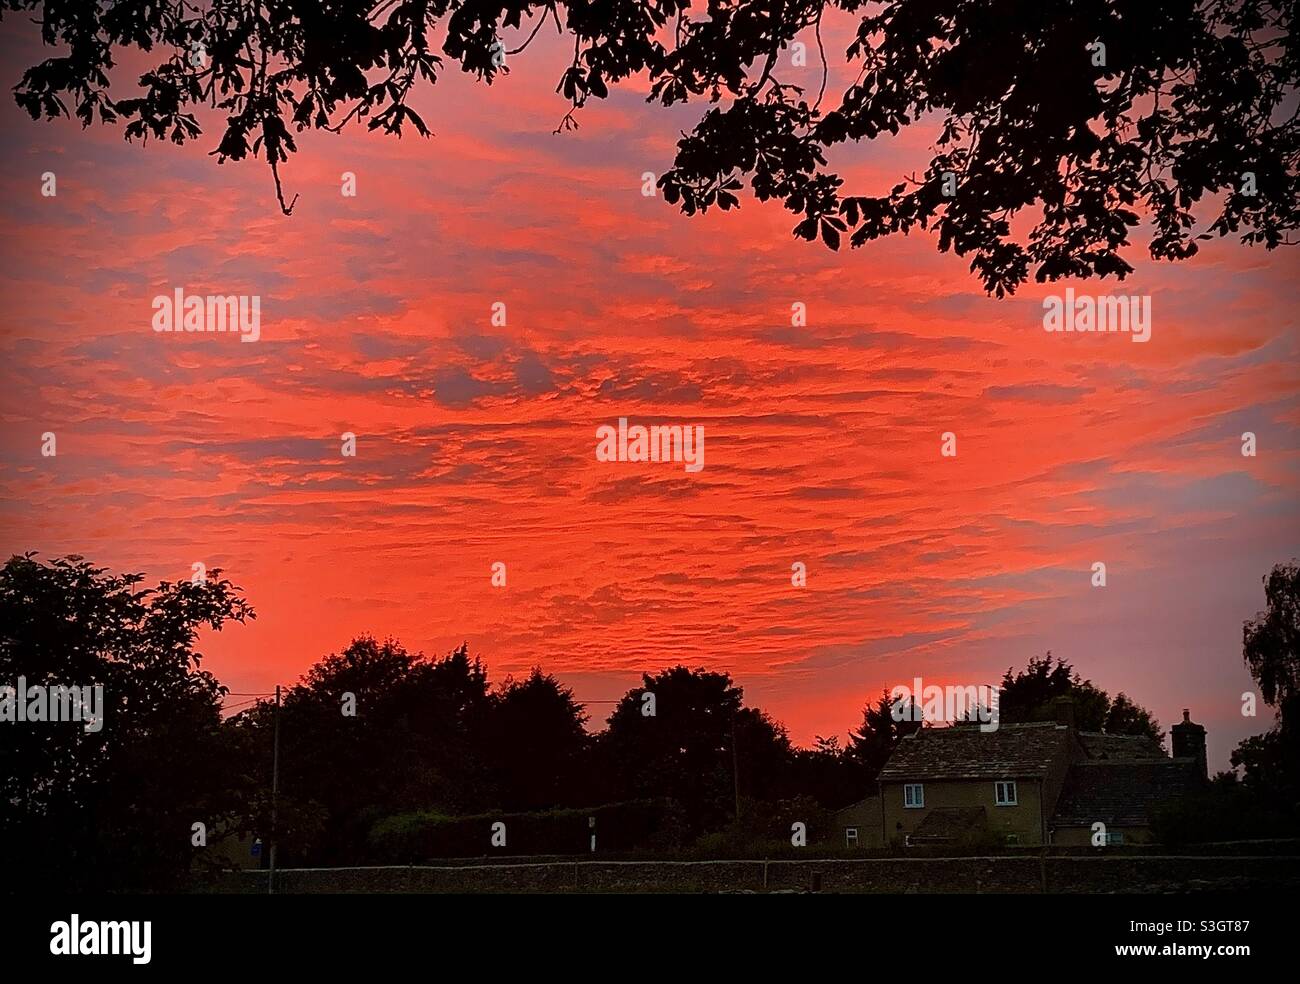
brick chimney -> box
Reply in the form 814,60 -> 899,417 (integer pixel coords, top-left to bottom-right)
1052,695 -> 1075,730
1171,708 -> 1208,780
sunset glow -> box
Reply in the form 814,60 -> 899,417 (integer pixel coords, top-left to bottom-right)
2,18 -> 1296,774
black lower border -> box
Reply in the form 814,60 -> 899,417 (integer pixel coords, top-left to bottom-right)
9,893 -> 1273,971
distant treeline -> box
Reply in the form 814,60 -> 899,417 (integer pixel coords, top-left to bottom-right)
3,554 -> 1296,890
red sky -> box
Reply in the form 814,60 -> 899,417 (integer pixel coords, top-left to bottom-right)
1,15 -> 1297,772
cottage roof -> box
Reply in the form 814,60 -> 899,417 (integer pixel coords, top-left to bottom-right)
877,721 -> 1070,781
1052,759 -> 1203,826
909,806 -> 988,842
1077,731 -> 1166,760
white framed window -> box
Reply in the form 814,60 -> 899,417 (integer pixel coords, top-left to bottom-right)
904,783 -> 924,808
994,780 -> 1018,806
845,827 -> 859,848
1106,832 -> 1124,846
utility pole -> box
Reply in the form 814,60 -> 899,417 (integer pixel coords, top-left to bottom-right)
731,716 -> 741,823
269,684 -> 280,895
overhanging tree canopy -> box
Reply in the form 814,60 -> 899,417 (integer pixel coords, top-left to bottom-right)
7,0 -> 1298,293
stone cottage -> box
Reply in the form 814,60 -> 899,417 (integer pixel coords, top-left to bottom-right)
833,700 -> 1207,849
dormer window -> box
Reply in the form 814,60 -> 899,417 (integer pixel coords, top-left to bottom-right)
995,780 -> 1018,806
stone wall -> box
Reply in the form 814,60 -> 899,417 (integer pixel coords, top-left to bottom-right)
214,854 -> 1300,894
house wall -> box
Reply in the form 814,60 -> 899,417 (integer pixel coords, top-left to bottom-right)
831,797 -> 883,849
881,779 -> 1045,846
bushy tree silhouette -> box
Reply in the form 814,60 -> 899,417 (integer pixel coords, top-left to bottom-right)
599,665 -> 790,834
998,651 -> 1162,741
6,0 -> 1295,291
227,636 -> 495,862
1242,560 -> 1300,723
847,687 -> 922,776
481,667 -> 590,810
1234,561 -> 1300,820
787,734 -> 872,809
0,553 -> 253,890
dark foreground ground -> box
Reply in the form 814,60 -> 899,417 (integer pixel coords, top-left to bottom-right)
209,854 -> 1300,893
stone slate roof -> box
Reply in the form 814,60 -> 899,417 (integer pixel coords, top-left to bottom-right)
1078,731 -> 1165,760
1052,759 -> 1203,826
877,721 -> 1070,781
831,796 -> 879,824
910,807 -> 988,842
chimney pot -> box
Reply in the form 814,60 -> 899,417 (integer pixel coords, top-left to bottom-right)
1171,708 -> 1208,782
1052,695 -> 1075,729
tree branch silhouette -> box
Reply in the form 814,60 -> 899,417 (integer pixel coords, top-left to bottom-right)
7,0 -> 1297,294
